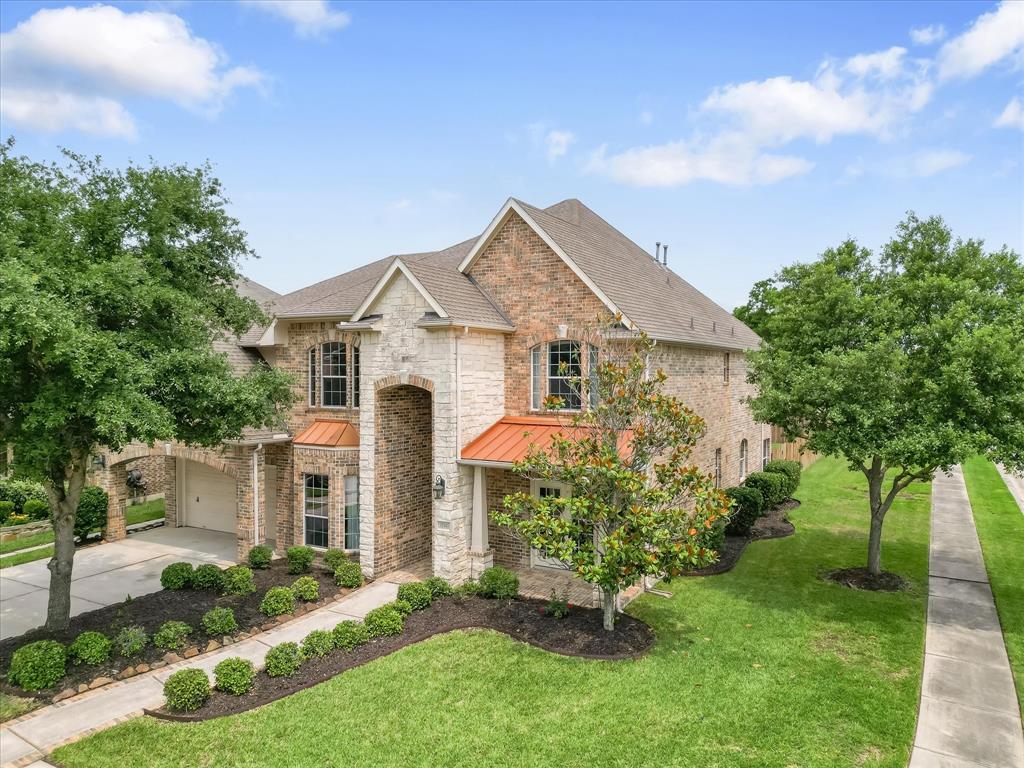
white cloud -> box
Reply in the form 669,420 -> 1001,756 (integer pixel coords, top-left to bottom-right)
239,1 -> 350,39
906,149 -> 970,177
995,96 -> 1024,130
844,46 -> 908,80
910,24 -> 946,46
937,1 -> 1024,80
527,122 -> 576,163
0,4 -> 262,137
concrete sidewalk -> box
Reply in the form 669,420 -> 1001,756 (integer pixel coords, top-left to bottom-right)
0,578 -> 399,767
997,464 -> 1024,515
909,466 -> 1024,768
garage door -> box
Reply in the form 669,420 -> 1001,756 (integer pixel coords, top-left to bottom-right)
181,461 -> 236,533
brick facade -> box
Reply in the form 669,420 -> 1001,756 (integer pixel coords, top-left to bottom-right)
485,469 -> 530,570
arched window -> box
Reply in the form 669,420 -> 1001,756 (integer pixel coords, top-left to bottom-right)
739,439 -> 748,480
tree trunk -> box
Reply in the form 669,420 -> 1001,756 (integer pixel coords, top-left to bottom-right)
601,588 -> 618,631
865,459 -> 887,577
44,454 -> 88,631
867,511 -> 885,577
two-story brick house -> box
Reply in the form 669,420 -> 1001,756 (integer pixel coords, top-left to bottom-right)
98,198 -> 766,599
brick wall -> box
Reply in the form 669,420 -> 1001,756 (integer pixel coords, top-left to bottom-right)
485,468 -> 530,569
373,385 -> 432,574
290,445 -> 357,551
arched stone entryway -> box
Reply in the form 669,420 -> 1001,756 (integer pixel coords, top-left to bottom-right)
373,384 -> 433,575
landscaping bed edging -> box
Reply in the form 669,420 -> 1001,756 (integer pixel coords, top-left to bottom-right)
684,500 -> 799,577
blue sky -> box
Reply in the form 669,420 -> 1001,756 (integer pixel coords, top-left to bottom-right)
2,0 -> 1022,310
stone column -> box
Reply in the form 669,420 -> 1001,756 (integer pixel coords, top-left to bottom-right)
163,456 -> 178,527
105,463 -> 128,541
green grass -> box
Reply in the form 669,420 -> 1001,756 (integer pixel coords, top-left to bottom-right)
0,544 -> 53,569
53,458 -> 929,768
0,691 -> 39,723
125,497 -> 165,527
961,456 -> 1024,709
0,528 -> 54,554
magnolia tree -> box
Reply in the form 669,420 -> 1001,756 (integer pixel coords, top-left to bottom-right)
0,141 -> 294,629
491,328 -> 729,631
739,213 -> 1024,577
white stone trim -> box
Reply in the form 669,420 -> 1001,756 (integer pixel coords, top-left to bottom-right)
351,258 -> 448,321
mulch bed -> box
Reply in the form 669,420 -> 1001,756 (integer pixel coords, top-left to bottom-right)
148,593 -> 655,722
683,500 -> 799,577
0,560 -> 345,699
824,567 -> 910,592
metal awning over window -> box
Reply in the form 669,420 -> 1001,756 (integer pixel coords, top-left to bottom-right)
293,419 -> 359,448
460,416 -> 631,468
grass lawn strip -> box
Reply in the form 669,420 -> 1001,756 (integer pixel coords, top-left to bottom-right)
961,456 -> 1024,710
53,458 -> 930,768
0,529 -> 54,555
125,498 -> 165,527
0,545 -> 53,569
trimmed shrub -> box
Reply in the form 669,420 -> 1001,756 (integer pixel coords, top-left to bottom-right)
724,486 -> 764,536
153,621 -> 192,651
323,549 -> 349,572
202,607 -> 237,636
478,566 -> 518,599
163,668 -> 210,712
301,629 -> 334,658
22,498 -> 50,521
68,631 -> 111,665
454,580 -> 481,598
265,642 -> 303,677
10,640 -> 66,691
0,478 -> 47,516
332,620 -> 370,651
334,561 -> 363,589
423,576 -> 453,599
701,516 -> 728,553
396,581 -> 432,611
213,657 -> 255,696
221,565 -> 256,596
0,500 -> 14,525
191,563 -> 224,591
247,544 -> 272,570
390,599 -> 413,617
114,625 -> 148,657
291,576 -> 319,603
74,486 -> 108,539
765,459 -> 802,498
160,561 -> 194,590
286,545 -> 315,575
364,605 -> 404,637
744,471 -> 787,509
260,586 -> 296,617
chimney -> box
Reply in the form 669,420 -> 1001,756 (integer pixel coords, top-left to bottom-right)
655,242 -> 661,262
662,244 -> 669,267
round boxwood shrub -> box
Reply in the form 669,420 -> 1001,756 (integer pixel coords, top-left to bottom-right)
478,566 -> 519,599
191,563 -> 224,591
301,629 -> 334,658
291,575 -> 319,603
247,544 -> 272,570
213,657 -> 255,696
364,605 -> 404,637
323,549 -> 349,572
160,561 -> 194,590
265,642 -> 303,677
202,607 -> 238,636
390,599 -> 413,617
221,565 -> 256,596
68,631 -> 111,665
334,561 -> 363,589
74,486 -> 108,540
163,668 -> 210,712
22,498 -> 50,521
765,459 -> 802,498
0,500 -> 14,525
260,586 -> 296,617
115,625 -> 148,657
423,576 -> 453,599
10,640 -> 66,691
286,545 -> 315,574
332,620 -> 370,651
396,581 -> 432,611
724,486 -> 764,536
743,471 -> 787,509
153,620 -> 192,651
0,478 -> 47,517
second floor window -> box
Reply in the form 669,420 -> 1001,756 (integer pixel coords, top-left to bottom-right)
739,439 -> 748,480
308,342 -> 359,409
547,340 -> 582,411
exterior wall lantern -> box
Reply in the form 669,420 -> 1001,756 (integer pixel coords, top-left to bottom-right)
91,454 -> 106,470
432,474 -> 446,500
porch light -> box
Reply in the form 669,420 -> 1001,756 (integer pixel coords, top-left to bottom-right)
91,454 -> 106,470
432,474 -> 446,500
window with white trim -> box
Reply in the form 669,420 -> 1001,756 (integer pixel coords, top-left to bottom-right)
588,344 -> 600,410
714,448 -> 722,489
739,439 -> 748,480
308,347 -> 317,406
547,340 -> 582,411
531,346 -> 542,410
321,342 -> 347,407
723,352 -> 731,383
351,344 -> 360,408
303,474 -> 329,549
762,438 -> 771,470
343,474 -> 359,550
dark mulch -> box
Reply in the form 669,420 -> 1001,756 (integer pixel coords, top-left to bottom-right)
824,567 -> 910,592
150,593 -> 654,722
0,560 -> 344,698
683,502 -> 798,577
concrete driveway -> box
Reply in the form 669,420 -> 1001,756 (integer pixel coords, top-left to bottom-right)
0,527 -> 236,641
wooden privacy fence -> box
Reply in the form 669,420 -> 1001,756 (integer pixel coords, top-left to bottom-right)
771,427 -> 821,469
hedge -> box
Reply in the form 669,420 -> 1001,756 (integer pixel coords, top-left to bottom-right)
724,486 -> 764,535
743,471 -> 787,508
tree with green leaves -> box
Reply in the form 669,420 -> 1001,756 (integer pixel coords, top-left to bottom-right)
0,140 -> 294,629
491,329 -> 728,631
743,213 -> 1024,578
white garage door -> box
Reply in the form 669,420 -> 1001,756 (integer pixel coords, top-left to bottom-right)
181,461 -> 236,534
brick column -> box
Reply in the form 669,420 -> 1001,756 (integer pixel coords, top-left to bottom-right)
236,447 -> 263,561
163,456 -> 177,527
105,463 -> 128,541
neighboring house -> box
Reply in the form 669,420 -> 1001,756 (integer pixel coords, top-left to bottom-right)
96,198 -> 767,598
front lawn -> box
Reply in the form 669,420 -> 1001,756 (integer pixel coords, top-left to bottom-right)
54,458 -> 930,768
961,456 -> 1024,709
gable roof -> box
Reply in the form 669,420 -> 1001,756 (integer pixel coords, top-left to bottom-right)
219,277 -> 280,371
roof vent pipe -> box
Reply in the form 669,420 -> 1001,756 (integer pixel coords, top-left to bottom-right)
655,242 -> 661,261
662,244 -> 668,267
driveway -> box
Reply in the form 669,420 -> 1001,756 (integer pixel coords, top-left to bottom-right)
0,527 -> 236,641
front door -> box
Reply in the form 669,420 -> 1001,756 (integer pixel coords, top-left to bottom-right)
530,479 -> 571,569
